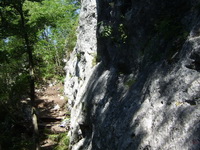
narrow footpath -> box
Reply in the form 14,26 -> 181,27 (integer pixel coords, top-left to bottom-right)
35,82 -> 70,149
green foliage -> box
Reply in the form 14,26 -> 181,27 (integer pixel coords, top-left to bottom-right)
118,24 -> 128,43
55,134 -> 70,150
92,53 -> 100,66
103,25 -> 112,37
76,52 -> 82,60
98,21 -> 128,45
0,37 -> 29,103
0,0 -> 80,148
125,78 -> 136,88
48,133 -> 70,150
65,17 -> 79,53
99,21 -> 112,37
24,0 -> 80,81
0,1 -> 33,147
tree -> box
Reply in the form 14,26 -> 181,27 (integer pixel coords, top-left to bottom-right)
0,0 -> 41,149
24,0 -> 80,81
0,0 -> 80,149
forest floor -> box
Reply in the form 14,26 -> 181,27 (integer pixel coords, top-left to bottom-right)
35,82 -> 70,150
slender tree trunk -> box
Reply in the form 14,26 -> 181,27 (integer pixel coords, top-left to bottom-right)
25,21 -> 40,150
26,25 -> 40,150
18,3 -> 40,150
27,39 -> 40,150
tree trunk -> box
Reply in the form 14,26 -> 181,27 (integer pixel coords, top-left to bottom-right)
18,3 -> 40,150
27,38 -> 40,150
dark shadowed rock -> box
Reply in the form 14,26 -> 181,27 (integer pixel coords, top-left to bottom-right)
65,0 -> 200,149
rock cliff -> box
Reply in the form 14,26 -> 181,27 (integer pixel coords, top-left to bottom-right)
65,0 -> 200,149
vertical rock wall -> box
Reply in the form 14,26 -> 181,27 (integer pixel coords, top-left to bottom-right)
64,0 -> 97,109
65,0 -> 200,150
64,0 -> 98,148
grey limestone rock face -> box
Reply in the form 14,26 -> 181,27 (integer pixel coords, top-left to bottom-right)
64,0 -> 98,148
64,0 -> 97,109
65,0 -> 200,149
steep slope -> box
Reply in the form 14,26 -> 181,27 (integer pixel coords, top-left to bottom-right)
65,0 -> 200,149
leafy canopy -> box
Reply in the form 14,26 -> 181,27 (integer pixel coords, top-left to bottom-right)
0,0 -> 80,149
23,0 -> 80,80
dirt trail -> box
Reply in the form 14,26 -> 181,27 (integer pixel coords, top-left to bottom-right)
35,82 -> 69,149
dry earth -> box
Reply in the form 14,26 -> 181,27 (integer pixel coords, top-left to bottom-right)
35,82 -> 69,149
